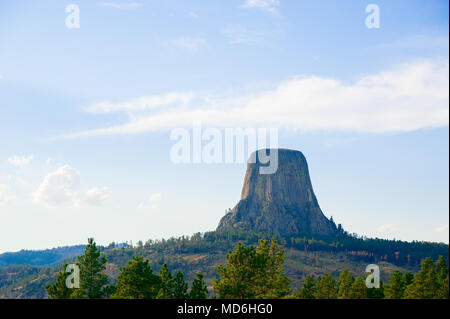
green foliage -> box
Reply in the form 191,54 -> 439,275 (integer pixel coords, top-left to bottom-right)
112,256 -> 160,299
173,271 -> 188,299
3,233 -> 449,300
435,256 -> 449,299
189,273 -> 208,299
337,270 -> 354,299
404,257 -> 439,299
213,240 -> 292,299
314,274 -> 336,299
366,281 -> 384,299
403,272 -> 414,286
384,271 -> 405,299
45,264 -> 73,299
75,238 -> 109,299
157,263 -> 175,299
296,275 -> 316,299
350,277 -> 367,299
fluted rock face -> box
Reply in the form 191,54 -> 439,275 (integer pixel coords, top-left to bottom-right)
217,149 -> 337,237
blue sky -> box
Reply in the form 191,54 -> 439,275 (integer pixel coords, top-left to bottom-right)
0,0 -> 448,253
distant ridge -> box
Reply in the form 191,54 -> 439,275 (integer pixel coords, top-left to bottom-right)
0,245 -> 85,267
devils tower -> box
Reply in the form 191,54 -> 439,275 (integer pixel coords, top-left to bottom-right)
217,149 -> 338,237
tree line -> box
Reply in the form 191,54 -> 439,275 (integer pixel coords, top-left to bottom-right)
46,238 -> 449,299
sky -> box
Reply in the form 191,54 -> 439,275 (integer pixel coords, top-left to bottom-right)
0,0 -> 448,253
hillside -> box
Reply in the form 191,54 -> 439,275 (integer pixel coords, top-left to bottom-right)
1,229 -> 448,298
0,245 -> 85,268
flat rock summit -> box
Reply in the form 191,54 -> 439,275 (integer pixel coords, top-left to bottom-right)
217,149 -> 338,237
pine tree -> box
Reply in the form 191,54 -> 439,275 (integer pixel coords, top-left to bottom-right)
404,257 -> 438,299
314,274 -> 337,299
337,270 -> 354,299
157,263 -> 175,299
74,238 -> 109,299
296,275 -> 316,299
255,239 -> 292,298
112,256 -> 161,299
367,280 -> 384,299
435,256 -> 449,299
45,264 -> 73,299
213,240 -> 292,299
351,277 -> 368,299
384,271 -> 405,299
189,273 -> 208,299
403,272 -> 414,287
173,271 -> 188,299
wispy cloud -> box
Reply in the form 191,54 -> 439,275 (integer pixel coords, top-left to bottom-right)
97,2 -> 143,9
376,224 -> 397,233
138,193 -> 162,209
241,0 -> 280,14
84,92 -> 194,114
221,25 -> 266,45
62,58 -> 449,138
166,37 -> 207,52
435,224 -> 449,233
8,155 -> 34,167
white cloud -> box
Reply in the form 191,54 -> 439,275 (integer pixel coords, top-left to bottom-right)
376,224 -> 397,233
64,59 -> 449,138
221,25 -> 266,44
8,155 -> 34,167
33,165 -> 81,207
84,187 -> 112,206
97,2 -> 143,9
33,165 -> 111,208
84,92 -> 194,114
166,37 -> 207,52
138,193 -> 162,209
241,0 -> 280,14
435,224 -> 449,233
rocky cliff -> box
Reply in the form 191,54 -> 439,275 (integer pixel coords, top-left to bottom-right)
217,149 -> 338,237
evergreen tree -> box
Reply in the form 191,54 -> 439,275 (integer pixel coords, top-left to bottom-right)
213,240 -> 291,299
337,270 -> 354,299
404,257 -> 438,299
437,276 -> 449,299
366,281 -> 384,299
350,277 -> 367,299
403,272 -> 414,287
112,256 -> 161,299
74,238 -> 109,299
173,271 -> 188,299
157,263 -> 175,299
435,256 -> 449,299
189,273 -> 208,299
314,274 -> 337,299
255,239 -> 292,298
45,264 -> 73,299
384,271 -> 405,299
296,275 -> 316,299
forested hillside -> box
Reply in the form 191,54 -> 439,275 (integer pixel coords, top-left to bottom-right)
0,229 -> 447,298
